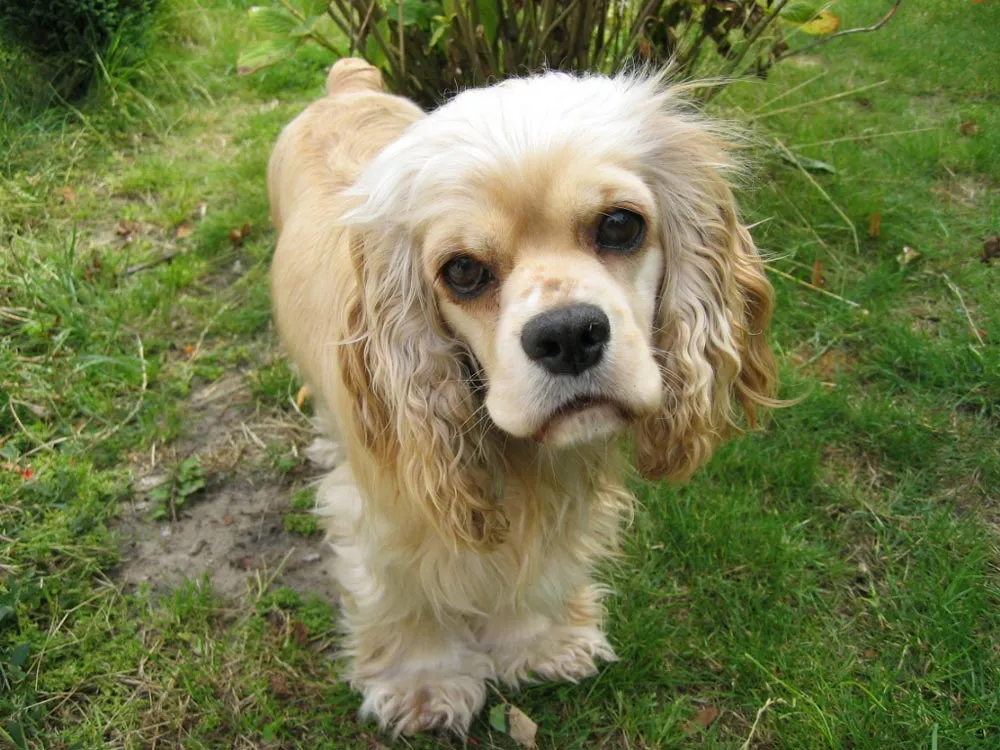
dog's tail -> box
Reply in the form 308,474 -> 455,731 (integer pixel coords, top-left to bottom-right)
326,58 -> 384,97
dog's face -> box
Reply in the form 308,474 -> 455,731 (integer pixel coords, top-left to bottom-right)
422,151 -> 665,448
340,72 -> 776,545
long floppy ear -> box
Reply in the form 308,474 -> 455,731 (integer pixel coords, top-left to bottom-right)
633,95 -> 777,482
338,225 -> 507,550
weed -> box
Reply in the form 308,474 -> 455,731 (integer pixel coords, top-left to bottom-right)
282,512 -> 320,537
149,456 -> 207,520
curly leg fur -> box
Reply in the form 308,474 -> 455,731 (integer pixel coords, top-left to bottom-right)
482,585 -> 616,687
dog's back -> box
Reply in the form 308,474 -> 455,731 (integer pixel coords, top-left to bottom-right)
268,60 -> 423,436
266,59 -> 423,233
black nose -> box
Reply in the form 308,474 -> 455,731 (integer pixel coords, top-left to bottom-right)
520,303 -> 610,376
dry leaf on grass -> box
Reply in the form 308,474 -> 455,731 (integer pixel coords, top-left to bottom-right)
982,235 -> 999,263
229,223 -> 251,246
83,253 -> 102,281
57,185 -> 77,206
490,703 -> 537,748
811,258 -> 826,288
116,220 -> 141,238
897,246 -> 921,268
290,620 -> 309,646
269,673 -> 293,698
868,212 -> 881,238
295,385 -> 310,409
690,705 -> 720,731
812,349 -> 854,380
175,220 -> 196,239
959,121 -> 980,136
799,10 -> 840,35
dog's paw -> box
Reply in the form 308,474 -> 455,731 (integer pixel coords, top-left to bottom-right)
358,675 -> 487,737
492,622 -> 616,686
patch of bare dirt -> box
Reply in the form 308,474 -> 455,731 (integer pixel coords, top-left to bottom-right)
119,475 -> 336,600
118,373 -> 336,601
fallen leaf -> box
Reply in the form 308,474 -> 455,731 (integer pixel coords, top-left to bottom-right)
958,121 -> 980,137
175,220 -> 196,239
798,10 -> 840,35
863,649 -> 878,659
692,705 -> 719,730
982,234 -> 1000,263
116,220 -> 141,237
295,385 -> 310,409
811,258 -> 825,288
57,186 -> 77,206
897,246 -> 921,268
83,254 -> 101,281
507,707 -> 537,748
290,620 -> 309,646
810,349 -> 854,380
223,514 -> 234,525
490,704 -> 537,748
868,212 -> 881,238
229,223 -> 251,246
269,673 -> 293,697
232,555 -> 262,571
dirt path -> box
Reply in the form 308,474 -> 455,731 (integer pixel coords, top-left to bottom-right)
117,373 -> 338,602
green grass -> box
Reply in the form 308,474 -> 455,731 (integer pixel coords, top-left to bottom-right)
2,0 -> 999,746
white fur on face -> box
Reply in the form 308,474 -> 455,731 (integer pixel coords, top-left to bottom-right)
342,71 -> 735,448
483,243 -> 664,445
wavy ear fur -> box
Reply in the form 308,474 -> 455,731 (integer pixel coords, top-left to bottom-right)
633,95 -> 777,482
339,228 -> 506,550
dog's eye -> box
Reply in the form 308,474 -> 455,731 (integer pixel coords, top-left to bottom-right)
442,256 -> 493,299
595,209 -> 646,253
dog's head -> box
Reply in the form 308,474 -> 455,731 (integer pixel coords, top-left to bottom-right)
340,71 -> 776,547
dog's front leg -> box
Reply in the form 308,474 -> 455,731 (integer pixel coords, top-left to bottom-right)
340,579 -> 493,737
480,583 -> 617,687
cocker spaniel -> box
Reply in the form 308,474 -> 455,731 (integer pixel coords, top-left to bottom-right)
268,57 -> 776,737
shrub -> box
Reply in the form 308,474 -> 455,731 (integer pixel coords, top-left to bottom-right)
239,0 -> 900,107
0,0 -> 158,99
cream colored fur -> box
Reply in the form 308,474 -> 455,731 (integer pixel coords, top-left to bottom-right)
269,58 -> 776,737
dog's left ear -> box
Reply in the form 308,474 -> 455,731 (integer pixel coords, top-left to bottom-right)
632,98 -> 777,482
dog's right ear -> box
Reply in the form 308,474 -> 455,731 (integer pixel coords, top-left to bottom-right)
338,227 -> 507,550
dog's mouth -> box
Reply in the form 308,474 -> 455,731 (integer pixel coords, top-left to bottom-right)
533,395 -> 634,447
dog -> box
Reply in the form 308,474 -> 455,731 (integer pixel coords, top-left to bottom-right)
268,57 -> 776,737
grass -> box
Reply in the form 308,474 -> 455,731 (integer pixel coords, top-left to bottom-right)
1,0 -> 998,746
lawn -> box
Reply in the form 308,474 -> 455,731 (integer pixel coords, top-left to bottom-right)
1,0 -> 998,747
